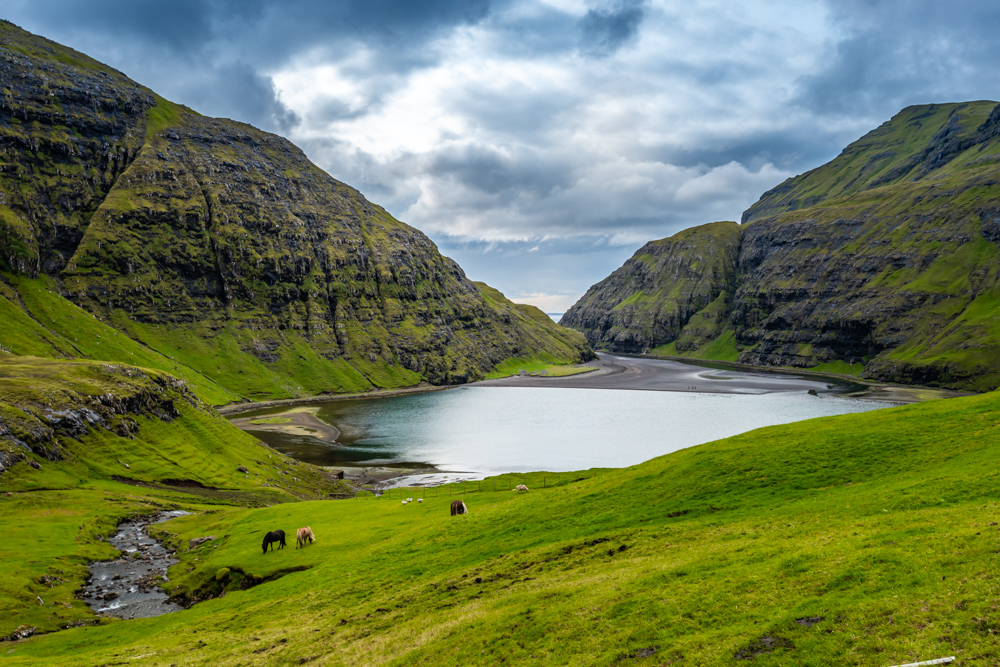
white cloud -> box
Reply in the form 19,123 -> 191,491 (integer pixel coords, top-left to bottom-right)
511,292 -> 580,313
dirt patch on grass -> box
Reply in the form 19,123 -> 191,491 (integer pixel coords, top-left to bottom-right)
734,635 -> 794,659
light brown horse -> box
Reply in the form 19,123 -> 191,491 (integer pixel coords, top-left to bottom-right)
450,500 -> 468,516
296,526 -> 316,548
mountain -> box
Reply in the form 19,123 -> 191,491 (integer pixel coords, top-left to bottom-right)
563,101 -> 1000,390
0,21 -> 592,405
560,221 -> 741,357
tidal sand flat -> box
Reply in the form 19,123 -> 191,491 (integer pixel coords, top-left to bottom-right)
230,407 -> 341,443
476,353 -> 858,394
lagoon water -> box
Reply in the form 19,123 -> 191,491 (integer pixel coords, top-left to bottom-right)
244,386 -> 889,475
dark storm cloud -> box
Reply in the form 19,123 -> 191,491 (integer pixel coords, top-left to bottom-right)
429,145 -> 573,197
193,62 -> 301,131
799,0 -> 1000,116
578,0 -> 646,57
9,0 -> 493,62
6,0 -> 499,131
645,128 -> 839,173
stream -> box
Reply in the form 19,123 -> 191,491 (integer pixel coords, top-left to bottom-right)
82,510 -> 189,620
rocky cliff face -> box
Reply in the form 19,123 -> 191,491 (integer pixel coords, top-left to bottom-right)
565,102 -> 1000,390
0,22 -> 591,401
560,221 -> 741,353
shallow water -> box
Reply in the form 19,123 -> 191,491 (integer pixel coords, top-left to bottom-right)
83,511 -> 188,619
243,385 -> 891,475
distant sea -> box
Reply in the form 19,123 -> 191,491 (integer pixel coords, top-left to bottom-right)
546,313 -> 563,322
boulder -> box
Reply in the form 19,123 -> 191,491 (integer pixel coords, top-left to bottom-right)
188,535 -> 217,550
7,625 -> 35,641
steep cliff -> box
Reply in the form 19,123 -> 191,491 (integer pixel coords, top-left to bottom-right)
0,22 -> 591,402
735,101 -> 1000,388
564,101 -> 1000,390
560,221 -> 741,353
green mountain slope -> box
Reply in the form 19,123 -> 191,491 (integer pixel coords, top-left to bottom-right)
565,101 -> 1000,390
0,21 -> 591,403
560,221 -> 741,353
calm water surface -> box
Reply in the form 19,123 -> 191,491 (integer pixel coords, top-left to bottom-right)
244,386 -> 890,474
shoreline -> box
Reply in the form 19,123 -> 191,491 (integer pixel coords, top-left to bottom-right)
622,352 -> 973,404
216,382 -> 449,416
217,354 -> 971,418
220,353 -> 972,489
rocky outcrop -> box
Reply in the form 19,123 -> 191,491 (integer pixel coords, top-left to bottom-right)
564,101 -> 1000,390
560,222 -> 741,353
0,360 -> 193,475
0,21 -> 591,400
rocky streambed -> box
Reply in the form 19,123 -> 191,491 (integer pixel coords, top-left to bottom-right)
82,511 -> 188,620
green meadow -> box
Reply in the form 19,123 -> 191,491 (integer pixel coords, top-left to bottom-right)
2,386 -> 999,665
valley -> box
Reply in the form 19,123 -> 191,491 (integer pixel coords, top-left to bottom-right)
1,17 -> 999,667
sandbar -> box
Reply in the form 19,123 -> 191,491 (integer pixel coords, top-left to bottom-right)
229,406 -> 340,443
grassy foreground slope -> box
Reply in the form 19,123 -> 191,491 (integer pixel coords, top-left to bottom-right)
0,356 -> 349,639
4,389 -> 1000,665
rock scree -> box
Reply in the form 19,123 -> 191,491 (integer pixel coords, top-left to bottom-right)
82,511 -> 189,619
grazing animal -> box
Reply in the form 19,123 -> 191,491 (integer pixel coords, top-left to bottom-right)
295,526 -> 315,549
514,484 -> 529,494
450,499 -> 468,516
262,529 -> 286,553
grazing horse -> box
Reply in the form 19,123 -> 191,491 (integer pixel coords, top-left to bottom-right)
262,529 -> 286,553
450,499 -> 468,516
514,484 -> 529,494
296,526 -> 316,549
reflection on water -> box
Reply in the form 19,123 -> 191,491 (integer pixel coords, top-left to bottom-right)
239,387 -> 891,475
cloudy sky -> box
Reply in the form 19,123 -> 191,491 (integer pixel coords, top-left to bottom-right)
7,1 -> 1000,312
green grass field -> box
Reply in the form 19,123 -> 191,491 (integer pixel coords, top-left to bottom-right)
3,386 -> 999,665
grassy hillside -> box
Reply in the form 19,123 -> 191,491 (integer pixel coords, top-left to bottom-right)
734,102 -> 1000,390
561,221 -> 742,353
0,355 -> 349,639
565,102 -> 1000,390
3,385 -> 999,664
0,21 -> 593,404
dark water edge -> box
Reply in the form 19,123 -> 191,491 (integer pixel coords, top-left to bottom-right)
83,511 -> 189,619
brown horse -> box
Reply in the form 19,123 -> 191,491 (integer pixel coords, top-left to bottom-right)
296,526 -> 316,548
450,500 -> 468,516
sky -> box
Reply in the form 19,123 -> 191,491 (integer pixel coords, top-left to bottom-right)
7,0 -> 1000,312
